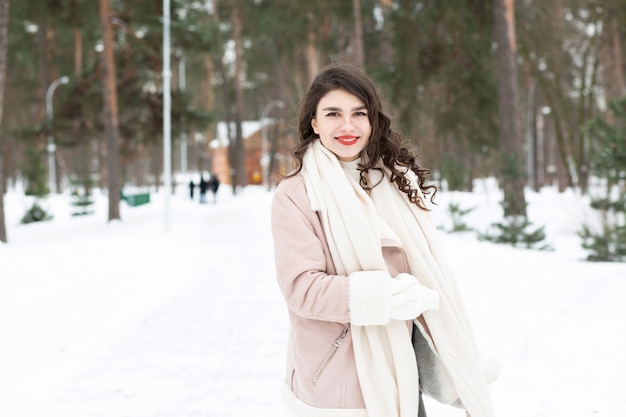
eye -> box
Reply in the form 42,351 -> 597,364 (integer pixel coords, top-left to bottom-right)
325,112 -> 340,117
354,111 -> 368,117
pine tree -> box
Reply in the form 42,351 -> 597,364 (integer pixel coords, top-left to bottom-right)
22,146 -> 48,197
580,98 -> 626,262
19,146 -> 54,224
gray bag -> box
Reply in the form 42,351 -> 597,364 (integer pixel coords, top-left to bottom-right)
412,322 -> 462,408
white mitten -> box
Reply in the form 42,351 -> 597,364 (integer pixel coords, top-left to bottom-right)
389,273 -> 439,320
348,270 -> 391,326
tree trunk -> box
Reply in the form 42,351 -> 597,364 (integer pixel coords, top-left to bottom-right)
231,0 -> 246,190
99,0 -> 121,221
493,0 -> 526,216
203,54 -> 215,173
378,0 -> 394,69
0,0 -> 9,242
209,0 -> 232,186
609,17 -> 625,98
71,0 -> 91,194
352,0 -> 364,67
195,3 -> 215,174
601,15 -> 626,125
305,11 -> 319,84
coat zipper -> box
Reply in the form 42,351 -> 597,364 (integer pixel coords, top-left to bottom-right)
312,327 -> 349,385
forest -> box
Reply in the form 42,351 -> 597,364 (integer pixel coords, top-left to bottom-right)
0,0 -> 625,258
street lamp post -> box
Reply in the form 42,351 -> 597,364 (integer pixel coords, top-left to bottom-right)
163,0 -> 172,232
178,51 -> 188,174
260,99 -> 284,189
45,75 -> 70,194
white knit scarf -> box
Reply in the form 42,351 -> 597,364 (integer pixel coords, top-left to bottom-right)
301,140 -> 495,417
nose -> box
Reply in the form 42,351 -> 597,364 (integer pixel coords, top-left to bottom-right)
339,116 -> 356,131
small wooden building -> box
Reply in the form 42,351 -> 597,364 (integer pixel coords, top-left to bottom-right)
209,120 -> 295,187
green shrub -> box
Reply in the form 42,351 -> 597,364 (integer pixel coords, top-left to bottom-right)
479,215 -> 551,250
578,224 -> 626,262
70,189 -> 95,216
20,202 -> 53,224
581,98 -> 626,262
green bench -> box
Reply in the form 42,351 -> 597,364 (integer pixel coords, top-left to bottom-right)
121,191 -> 151,207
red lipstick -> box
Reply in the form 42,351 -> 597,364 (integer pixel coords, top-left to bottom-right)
336,135 -> 358,146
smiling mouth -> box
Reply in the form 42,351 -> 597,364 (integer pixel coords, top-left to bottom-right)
336,136 -> 358,146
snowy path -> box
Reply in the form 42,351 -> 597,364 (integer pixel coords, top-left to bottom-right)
47,253 -> 288,417
1,190 -> 289,417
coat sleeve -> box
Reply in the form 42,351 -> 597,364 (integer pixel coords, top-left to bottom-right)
271,177 -> 353,323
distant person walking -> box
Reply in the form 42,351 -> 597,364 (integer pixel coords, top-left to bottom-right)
198,175 -> 208,204
208,174 -> 220,203
188,180 -> 196,200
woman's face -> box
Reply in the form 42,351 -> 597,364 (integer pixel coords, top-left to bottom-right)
311,89 -> 371,162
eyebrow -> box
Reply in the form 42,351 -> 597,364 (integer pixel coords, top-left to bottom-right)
321,105 -> 367,112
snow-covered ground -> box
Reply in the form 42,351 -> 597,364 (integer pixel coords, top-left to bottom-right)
1,179 -> 624,417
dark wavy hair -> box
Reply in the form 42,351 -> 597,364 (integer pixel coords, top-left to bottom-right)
287,62 -> 436,209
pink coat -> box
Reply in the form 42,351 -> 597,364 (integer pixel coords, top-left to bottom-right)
271,173 -> 412,410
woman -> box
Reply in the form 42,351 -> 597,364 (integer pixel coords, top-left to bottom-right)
271,63 -> 496,417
